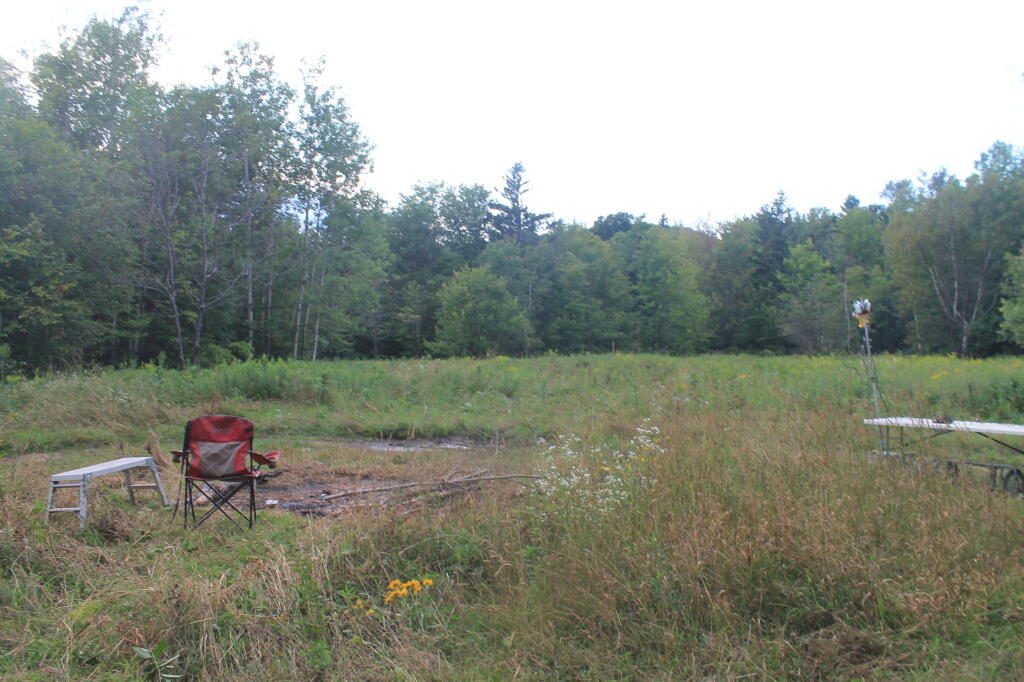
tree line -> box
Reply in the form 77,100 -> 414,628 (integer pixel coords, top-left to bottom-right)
3,10 -> 1024,373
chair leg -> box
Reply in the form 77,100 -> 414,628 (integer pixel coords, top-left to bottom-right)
183,479 -> 193,529
249,478 -> 255,528
181,476 -> 260,531
189,480 -> 249,530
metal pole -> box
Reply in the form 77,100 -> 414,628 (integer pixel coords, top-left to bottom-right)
861,320 -> 887,455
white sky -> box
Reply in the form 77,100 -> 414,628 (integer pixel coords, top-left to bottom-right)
3,0 -> 1023,227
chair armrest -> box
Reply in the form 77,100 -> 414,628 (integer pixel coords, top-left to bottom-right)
252,450 -> 280,469
171,450 -> 186,463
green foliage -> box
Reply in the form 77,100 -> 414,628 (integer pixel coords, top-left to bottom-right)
885,162 -> 1024,356
200,343 -> 236,367
430,267 -> 532,357
30,7 -> 157,149
1000,252 -> 1024,347
227,341 -> 255,362
6,11 -> 1024,375
776,240 -> 845,353
531,228 -> 633,353
613,225 -> 710,353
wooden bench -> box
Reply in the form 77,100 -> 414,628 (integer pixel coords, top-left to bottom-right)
46,456 -> 170,527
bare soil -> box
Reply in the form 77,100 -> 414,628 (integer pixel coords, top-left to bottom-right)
220,437 -> 509,516
252,467 -> 412,515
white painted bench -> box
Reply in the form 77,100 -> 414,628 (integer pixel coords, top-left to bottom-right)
46,456 -> 170,527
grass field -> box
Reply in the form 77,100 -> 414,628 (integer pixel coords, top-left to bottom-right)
2,353 -> 1024,679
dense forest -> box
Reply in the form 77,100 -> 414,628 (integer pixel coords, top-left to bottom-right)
3,10 -> 1024,373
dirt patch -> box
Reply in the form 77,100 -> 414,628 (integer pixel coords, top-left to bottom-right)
253,469 -> 411,515
241,458 -> 533,517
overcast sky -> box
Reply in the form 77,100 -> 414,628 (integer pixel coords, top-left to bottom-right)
3,0 -> 1023,227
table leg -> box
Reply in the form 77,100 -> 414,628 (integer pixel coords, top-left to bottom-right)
79,474 -> 90,528
124,469 -> 136,505
45,482 -> 56,524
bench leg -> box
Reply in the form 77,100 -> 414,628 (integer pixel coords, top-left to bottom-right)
45,482 -> 56,524
79,475 -> 90,528
124,469 -> 137,505
149,460 -> 170,506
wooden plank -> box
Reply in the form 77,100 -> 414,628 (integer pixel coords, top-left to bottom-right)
864,417 -> 1024,437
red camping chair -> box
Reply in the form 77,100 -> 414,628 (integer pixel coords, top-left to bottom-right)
171,415 -> 279,529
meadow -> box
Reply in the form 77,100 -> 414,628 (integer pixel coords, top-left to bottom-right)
2,353 -> 1024,679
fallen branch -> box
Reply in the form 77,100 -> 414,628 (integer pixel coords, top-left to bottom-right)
318,472 -> 540,502
320,481 -> 423,500
456,474 -> 541,482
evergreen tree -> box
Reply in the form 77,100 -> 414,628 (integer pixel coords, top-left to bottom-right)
488,162 -> 551,244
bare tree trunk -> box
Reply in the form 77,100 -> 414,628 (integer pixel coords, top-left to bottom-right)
311,267 -> 326,361
192,305 -> 206,366
292,288 -> 305,358
246,262 -> 254,346
311,312 -> 321,361
243,152 -> 256,349
293,206 -> 313,358
841,278 -> 852,351
302,265 -> 315,358
163,238 -> 188,368
169,297 -> 187,367
264,264 -> 275,355
129,293 -> 143,364
191,213 -> 213,367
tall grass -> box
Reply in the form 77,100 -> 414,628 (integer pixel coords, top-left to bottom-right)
2,354 -> 1022,455
1,354 -> 1023,678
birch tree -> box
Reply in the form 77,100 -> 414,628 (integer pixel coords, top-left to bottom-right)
290,62 -> 370,359
886,166 -> 1023,356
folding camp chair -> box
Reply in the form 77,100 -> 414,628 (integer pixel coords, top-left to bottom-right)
171,415 -> 279,530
